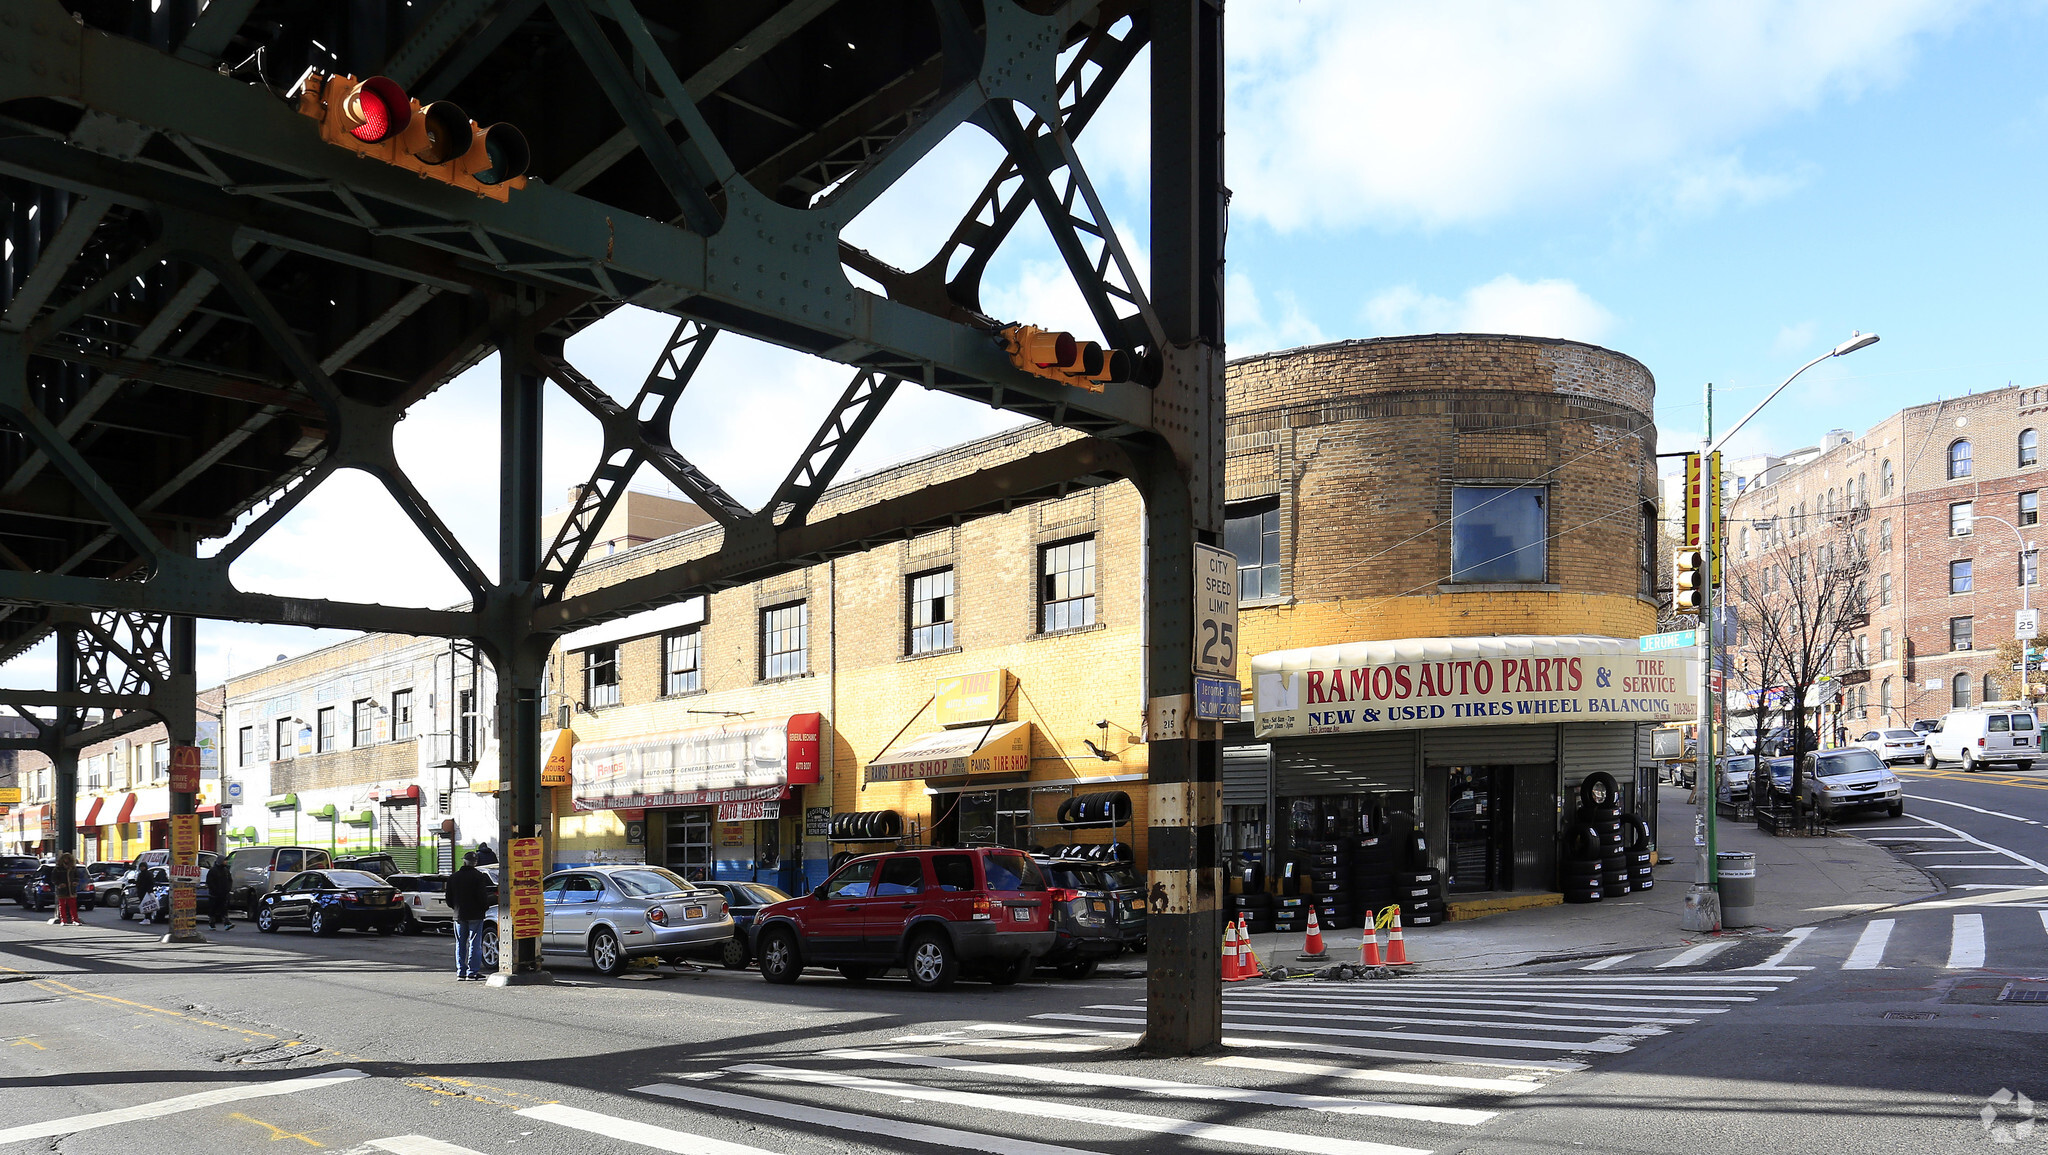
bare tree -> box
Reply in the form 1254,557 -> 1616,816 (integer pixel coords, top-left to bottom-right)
1728,513 -> 1871,808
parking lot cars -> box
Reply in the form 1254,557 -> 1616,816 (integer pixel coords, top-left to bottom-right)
1717,756 -> 1756,805
1912,718 -> 1940,734
84,861 -> 128,908
752,847 -> 1054,991
119,849 -> 219,921
692,880 -> 790,969
1854,728 -> 1928,765
1925,705 -> 2040,772
255,869 -> 407,935
389,873 -> 452,933
1800,747 -> 1904,819
1034,858 -> 1130,979
224,845 -> 333,913
18,863 -> 87,912
334,853 -> 404,878
0,855 -> 39,903
478,865 -> 733,977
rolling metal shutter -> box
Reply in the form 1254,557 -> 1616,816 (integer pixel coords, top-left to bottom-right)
1422,725 -> 1558,766
1223,745 -> 1272,807
1560,722 -> 1640,799
1273,731 -> 1419,796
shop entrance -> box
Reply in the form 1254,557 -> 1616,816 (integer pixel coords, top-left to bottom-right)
663,808 -> 714,881
1443,766 -> 1513,894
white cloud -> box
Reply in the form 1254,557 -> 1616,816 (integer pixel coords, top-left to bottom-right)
1772,320 -> 1820,357
1227,272 -> 1325,356
1363,274 -> 1616,344
1226,0 -> 1968,230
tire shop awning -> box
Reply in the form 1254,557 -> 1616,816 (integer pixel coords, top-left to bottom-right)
1251,634 -> 1698,737
865,721 -> 1033,784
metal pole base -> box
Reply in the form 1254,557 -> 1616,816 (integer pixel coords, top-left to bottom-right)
485,969 -> 554,987
1680,884 -> 1723,932
159,932 -> 209,945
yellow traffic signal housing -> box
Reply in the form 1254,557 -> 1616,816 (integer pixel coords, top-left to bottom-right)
295,72 -> 529,202
1673,549 -> 1706,615
997,324 -> 1143,393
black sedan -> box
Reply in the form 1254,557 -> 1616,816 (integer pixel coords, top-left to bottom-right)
18,864 -> 87,912
254,869 -> 407,936
692,881 -> 790,969
0,856 -> 39,902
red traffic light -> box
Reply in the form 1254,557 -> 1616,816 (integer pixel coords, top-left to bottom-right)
341,75 -> 411,142
297,72 -> 529,201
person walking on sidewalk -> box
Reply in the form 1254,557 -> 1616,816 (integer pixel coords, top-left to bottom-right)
445,852 -> 492,981
52,852 -> 79,925
205,858 -> 235,931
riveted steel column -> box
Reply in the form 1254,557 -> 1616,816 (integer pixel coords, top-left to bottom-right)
164,611 -> 203,942
52,621 -> 79,856
494,317 -> 550,981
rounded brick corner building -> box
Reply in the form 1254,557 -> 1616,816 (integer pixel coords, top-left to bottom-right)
1220,334 -> 1680,913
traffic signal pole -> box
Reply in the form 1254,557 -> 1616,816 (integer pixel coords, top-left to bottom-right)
1682,382 -> 1723,933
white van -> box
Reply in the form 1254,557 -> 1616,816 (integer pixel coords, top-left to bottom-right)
1924,703 -> 2040,772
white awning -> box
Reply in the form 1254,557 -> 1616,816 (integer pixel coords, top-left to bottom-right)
558,597 -> 707,653
1252,634 -> 1696,737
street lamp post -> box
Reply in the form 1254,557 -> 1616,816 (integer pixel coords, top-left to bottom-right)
1684,332 -> 1880,933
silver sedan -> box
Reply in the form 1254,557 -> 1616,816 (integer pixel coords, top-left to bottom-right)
482,865 -> 733,976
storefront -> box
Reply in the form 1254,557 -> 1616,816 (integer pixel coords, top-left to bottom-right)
1247,635 -> 1693,908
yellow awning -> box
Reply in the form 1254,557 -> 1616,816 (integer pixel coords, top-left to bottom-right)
865,721 -> 1032,783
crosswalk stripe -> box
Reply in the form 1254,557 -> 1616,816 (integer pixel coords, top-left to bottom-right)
1658,942 -> 1733,968
721,1064 -> 1433,1155
1238,986 -> 1765,1002
366,1139 -> 491,1155
1745,928 -> 1816,970
1223,990 -> 1726,1014
1918,864 -> 2043,870
2040,911 -> 2048,935
1207,1055 -> 1541,1095
1843,919 -> 1895,969
0,1068 -> 367,1145
1381,976 -> 1777,987
518,1103 -> 779,1155
967,1024 -> 1588,1071
635,1081 -> 1112,1155
1949,914 -> 1987,968
1904,849 -> 2008,855
1120,1002 -> 1669,1034
895,1033 -> 1114,1052
1580,954 -> 1635,970
1204,998 -> 1697,1026
819,1048 -> 1498,1125
1029,1012 -> 1639,1053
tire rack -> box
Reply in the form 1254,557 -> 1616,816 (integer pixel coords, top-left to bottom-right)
1028,784 -> 1133,861
825,811 -> 915,873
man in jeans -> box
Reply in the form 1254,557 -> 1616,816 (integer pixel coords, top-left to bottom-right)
444,852 -> 493,981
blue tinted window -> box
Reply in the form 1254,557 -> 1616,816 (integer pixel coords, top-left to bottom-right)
1451,487 -> 1547,583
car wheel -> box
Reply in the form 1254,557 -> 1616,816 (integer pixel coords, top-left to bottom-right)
481,925 -> 500,971
720,936 -> 751,971
759,928 -> 802,984
376,923 -> 395,936
310,908 -> 337,937
589,929 -> 627,977
1924,752 -> 1938,769
906,932 -> 958,992
256,906 -> 277,933
1889,802 -> 1905,817
1056,959 -> 1099,981
401,913 -> 424,936
1962,752 -> 1978,773
987,954 -> 1034,986
2020,761 -> 2035,773
838,963 -> 875,984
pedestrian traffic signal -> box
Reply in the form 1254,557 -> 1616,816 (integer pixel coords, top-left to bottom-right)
295,72 -> 529,201
1674,549 -> 1706,614
996,324 -> 1150,391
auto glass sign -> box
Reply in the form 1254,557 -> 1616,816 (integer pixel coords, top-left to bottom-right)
1255,648 -> 1697,735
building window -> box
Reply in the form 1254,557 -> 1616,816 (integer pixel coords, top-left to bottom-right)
1739,528 -> 1750,559
1951,502 -> 1973,537
1951,616 -> 1974,652
906,568 -> 956,655
2024,429 -> 2039,467
2023,492 -> 2039,527
2024,550 -> 2040,588
761,602 -> 808,679
1226,499 -> 1282,601
1881,459 -> 1894,494
1450,485 -> 1547,583
1039,536 -> 1097,632
662,628 -> 703,695
457,690 -> 478,763
352,699 -> 374,747
1953,672 -> 1973,708
1641,502 -> 1657,595
1855,635 -> 1869,666
1880,628 -> 1894,661
585,644 -> 622,706
237,726 -> 253,768
1879,519 -> 1891,552
275,717 -> 295,761
316,706 -> 336,753
1879,572 -> 1891,606
1950,439 -> 1973,479
1951,559 -> 1973,594
1881,677 -> 1892,714
391,688 -> 414,741
1987,675 -> 2003,702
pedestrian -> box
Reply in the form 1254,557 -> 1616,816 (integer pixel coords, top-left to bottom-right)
53,851 -> 79,926
473,842 -> 498,866
205,857 -> 235,931
445,851 -> 492,981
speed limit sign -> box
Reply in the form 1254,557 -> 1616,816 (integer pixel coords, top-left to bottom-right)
1194,543 -> 1239,676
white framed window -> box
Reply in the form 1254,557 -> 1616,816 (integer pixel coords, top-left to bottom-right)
761,602 -> 808,680
906,568 -> 955,655
585,644 -> 621,707
1951,502 -> 1973,537
663,629 -> 702,695
1039,537 -> 1098,632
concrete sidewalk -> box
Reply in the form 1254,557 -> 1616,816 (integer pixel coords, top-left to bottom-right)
1236,783 -> 1942,973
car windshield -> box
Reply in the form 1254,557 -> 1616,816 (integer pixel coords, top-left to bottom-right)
1813,750 -> 1885,777
325,870 -> 389,888
1099,865 -> 1140,890
1882,730 -> 1920,740
86,863 -> 125,879
608,868 -> 693,897
1723,757 -> 1756,774
984,852 -> 1046,892
1767,758 -> 1795,779
740,884 -> 789,904
1039,863 -> 1098,890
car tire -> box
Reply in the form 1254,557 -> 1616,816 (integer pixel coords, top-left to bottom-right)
1924,752 -> 1938,769
1056,958 -> 1099,981
987,954 -> 1034,986
310,908 -> 339,937
2020,762 -> 2035,773
838,963 -> 875,984
1889,802 -> 1905,817
376,923 -> 395,936
589,929 -> 627,976
906,932 -> 958,992
759,928 -> 802,984
481,924 -> 500,971
256,906 -> 277,932
1962,752 -> 1978,773
402,913 -> 424,936
721,936 -> 751,971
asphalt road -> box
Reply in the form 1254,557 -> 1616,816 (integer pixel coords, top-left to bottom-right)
0,835 -> 2043,1155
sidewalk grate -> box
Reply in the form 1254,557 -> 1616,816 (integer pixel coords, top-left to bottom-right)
1998,984 -> 2048,1003
1882,1011 -> 1937,1020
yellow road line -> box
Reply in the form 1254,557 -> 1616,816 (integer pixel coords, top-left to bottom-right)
226,1111 -> 325,1146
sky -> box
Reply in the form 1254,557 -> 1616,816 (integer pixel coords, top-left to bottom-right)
9,0 -> 2046,691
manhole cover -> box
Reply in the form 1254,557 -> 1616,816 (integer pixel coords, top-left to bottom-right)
1882,1010 -> 1937,1020
1998,985 -> 2048,1003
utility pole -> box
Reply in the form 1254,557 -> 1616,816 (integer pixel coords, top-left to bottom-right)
1683,382 -> 1723,933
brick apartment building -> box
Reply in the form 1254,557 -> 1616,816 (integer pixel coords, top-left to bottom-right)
1726,383 -> 2048,733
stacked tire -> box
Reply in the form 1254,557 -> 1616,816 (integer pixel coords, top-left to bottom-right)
1271,893 -> 1308,936
828,810 -> 903,840
1391,867 -> 1448,926
1353,811 -> 1400,926
1058,792 -> 1133,826
1571,771 -> 1631,901
1231,892 -> 1275,936
1561,855 -> 1603,903
1626,816 -> 1655,892
1295,838 -> 1355,928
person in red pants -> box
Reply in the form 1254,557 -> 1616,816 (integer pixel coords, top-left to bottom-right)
53,851 -> 80,925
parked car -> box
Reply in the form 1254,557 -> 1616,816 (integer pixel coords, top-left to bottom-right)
1717,756 -> 1757,806
84,861 -> 129,908
1033,857 -> 1132,979
1799,747 -> 1904,820
119,850 -> 219,921
254,869 -> 407,935
18,863 -> 87,912
1911,719 -> 1940,734
388,873 -> 453,933
478,865 -> 732,977
1763,756 -> 1795,797
692,880 -> 791,969
334,853 -> 404,879
0,855 -> 40,902
752,847 -> 1054,991
1925,706 -> 2040,772
1854,728 -> 1928,766
224,845 -> 333,914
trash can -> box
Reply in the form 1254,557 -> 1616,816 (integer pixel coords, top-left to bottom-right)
1717,851 -> 1757,927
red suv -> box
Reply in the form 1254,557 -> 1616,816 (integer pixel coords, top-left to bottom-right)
753,847 -> 1054,990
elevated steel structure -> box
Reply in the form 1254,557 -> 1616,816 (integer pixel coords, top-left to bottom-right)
0,0 -> 1223,1049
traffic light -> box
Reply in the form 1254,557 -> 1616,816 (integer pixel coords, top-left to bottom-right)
996,324 -> 1154,391
295,72 -> 529,201
1674,549 -> 1706,615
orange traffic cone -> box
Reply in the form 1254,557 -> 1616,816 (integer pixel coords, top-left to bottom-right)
1361,921 -> 1383,966
1299,906 -> 1327,960
1383,908 -> 1413,966
1222,918 -> 1242,981
1237,914 -> 1260,976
